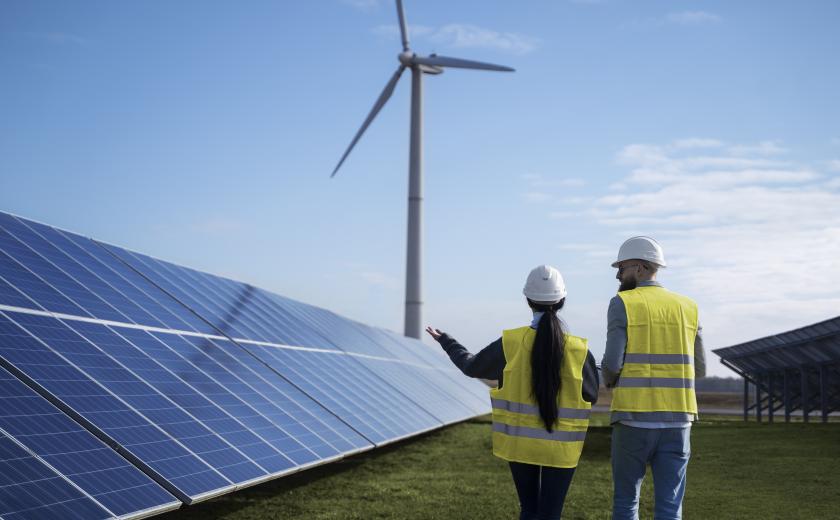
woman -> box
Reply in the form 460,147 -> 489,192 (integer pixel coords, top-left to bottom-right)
426,265 -> 599,520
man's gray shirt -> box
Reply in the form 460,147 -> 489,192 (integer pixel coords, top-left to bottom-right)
601,280 -> 705,426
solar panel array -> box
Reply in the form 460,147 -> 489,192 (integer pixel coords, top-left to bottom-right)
714,316 -> 840,423
0,210 -> 491,518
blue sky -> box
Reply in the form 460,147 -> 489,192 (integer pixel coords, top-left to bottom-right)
2,0 -> 839,377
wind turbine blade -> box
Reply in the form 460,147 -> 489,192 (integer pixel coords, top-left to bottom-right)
412,54 -> 515,72
331,66 -> 406,178
395,0 -> 410,51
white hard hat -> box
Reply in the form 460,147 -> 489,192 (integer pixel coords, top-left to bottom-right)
523,265 -> 567,303
612,236 -> 667,268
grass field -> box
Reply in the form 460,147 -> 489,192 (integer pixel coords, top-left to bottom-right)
162,413 -> 840,519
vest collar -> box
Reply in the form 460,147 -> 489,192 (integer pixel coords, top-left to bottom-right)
638,280 -> 663,288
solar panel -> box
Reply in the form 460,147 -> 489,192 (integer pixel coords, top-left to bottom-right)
176,335 -> 371,454
0,209 -> 490,516
0,310 -> 234,502
0,428 -> 112,520
1,213 -> 373,451
0,364 -> 179,518
104,244 -> 491,432
273,302 -> 483,424
0,213 -> 212,333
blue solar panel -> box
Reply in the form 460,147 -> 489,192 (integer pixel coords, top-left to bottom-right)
271,300 -> 488,422
0,429 -> 112,520
0,364 -> 179,518
0,225 -> 126,322
2,213 -> 376,448
178,335 -> 371,454
0,210 -> 489,517
11,314 -> 267,486
235,344 -> 439,444
0,311 -> 233,502
0,213 -> 212,333
150,332 -> 370,457
104,244 -> 489,428
113,326 -> 324,469
357,324 -> 491,413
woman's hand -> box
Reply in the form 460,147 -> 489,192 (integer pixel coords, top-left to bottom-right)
425,326 -> 444,341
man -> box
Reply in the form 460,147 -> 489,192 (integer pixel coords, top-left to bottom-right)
601,236 -> 705,520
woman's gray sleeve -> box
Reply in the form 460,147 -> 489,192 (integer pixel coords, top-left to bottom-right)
581,351 -> 600,404
436,334 -> 505,382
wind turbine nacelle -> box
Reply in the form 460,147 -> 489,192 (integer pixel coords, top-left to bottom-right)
398,51 -> 415,66
398,52 -> 444,74
418,64 -> 444,75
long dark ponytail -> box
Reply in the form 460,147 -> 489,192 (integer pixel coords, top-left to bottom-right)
529,298 -> 567,432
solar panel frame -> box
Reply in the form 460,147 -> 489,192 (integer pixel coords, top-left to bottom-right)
3,212 -> 378,448
175,335 -> 372,454
112,326 -> 333,468
0,309 -> 236,504
155,332 -> 371,458
63,320 -> 298,478
0,210 -> 491,517
0,364 -> 180,519
0,427 -> 114,520
5,214 -> 213,333
105,244 -> 488,428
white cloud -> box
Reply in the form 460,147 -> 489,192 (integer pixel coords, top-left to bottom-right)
672,138 -> 724,150
431,24 -> 538,55
614,142 -> 812,189
827,159 -> 840,172
728,140 -> 788,156
665,11 -> 722,26
824,177 -> 840,189
374,23 -> 538,55
589,139 -> 840,365
520,174 -> 587,206
522,174 -> 586,188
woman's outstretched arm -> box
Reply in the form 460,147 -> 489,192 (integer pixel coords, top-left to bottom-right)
426,327 -> 505,383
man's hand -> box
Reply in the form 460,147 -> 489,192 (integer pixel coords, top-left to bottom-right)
425,326 -> 444,341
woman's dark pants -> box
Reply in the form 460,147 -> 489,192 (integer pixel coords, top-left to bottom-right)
509,461 -> 576,520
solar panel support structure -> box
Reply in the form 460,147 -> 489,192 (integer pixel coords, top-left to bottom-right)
801,366 -> 810,423
743,376 -> 749,422
783,369 -> 791,423
715,316 -> 840,424
767,373 -> 774,423
820,364 -> 829,423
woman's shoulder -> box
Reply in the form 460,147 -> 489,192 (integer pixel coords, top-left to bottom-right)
564,333 -> 588,347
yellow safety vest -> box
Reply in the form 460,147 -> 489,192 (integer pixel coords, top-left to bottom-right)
490,326 -> 591,468
610,286 -> 699,415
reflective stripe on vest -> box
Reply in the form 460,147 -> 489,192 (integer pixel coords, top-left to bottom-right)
490,326 -> 591,468
611,286 -> 699,415
491,398 -> 592,419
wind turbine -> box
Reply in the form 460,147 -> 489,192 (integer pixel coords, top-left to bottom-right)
331,0 -> 514,339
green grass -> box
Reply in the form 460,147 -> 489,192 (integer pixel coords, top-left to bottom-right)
162,414 -> 840,519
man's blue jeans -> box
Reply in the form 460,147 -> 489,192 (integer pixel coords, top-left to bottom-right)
611,424 -> 691,520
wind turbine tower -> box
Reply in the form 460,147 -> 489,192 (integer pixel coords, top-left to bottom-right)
331,0 -> 514,338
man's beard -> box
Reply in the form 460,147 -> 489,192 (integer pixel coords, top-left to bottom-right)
619,279 -> 637,292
